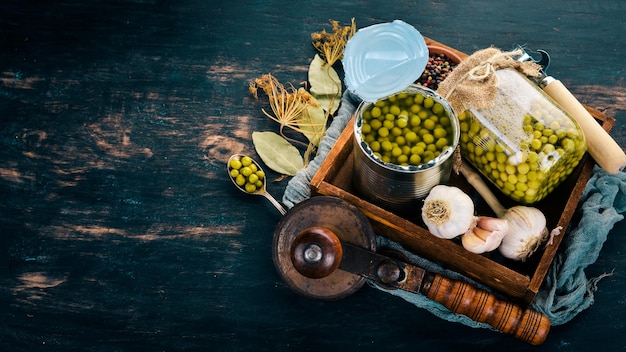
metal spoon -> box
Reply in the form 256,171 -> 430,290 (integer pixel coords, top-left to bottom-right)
227,154 -> 287,215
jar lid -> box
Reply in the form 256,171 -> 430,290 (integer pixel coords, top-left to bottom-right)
343,20 -> 428,102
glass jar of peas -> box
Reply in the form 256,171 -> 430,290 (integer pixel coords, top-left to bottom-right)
458,68 -> 587,204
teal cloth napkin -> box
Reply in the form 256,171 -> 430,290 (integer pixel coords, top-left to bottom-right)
282,91 -> 626,328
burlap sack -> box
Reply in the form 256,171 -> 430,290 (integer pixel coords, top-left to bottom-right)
436,47 -> 542,114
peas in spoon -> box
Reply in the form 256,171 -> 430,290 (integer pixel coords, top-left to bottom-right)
227,154 -> 287,215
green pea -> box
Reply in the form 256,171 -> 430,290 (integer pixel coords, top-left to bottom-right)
378,127 -> 389,138
517,163 -> 530,175
229,158 -> 242,170
244,183 -> 257,193
435,138 -> 448,150
459,121 -> 469,133
423,97 -> 434,109
405,131 -> 418,144
396,118 -> 408,129
241,166 -> 252,177
371,106 -> 382,118
410,104 -> 422,114
505,164 -> 516,175
548,134 -> 558,145
432,102 -> 444,115
422,134 -> 434,145
235,174 -> 246,187
241,156 -> 253,167
248,173 -> 259,184
433,127 -> 447,139
422,119 -> 435,131
370,140 -> 381,152
530,138 -> 542,150
410,115 -> 421,127
542,144 -> 555,154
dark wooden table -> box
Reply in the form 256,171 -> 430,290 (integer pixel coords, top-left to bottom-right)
1,1 -> 625,351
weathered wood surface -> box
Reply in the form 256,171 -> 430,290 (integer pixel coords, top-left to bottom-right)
1,1 -> 624,351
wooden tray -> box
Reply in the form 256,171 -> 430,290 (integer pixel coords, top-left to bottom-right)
310,38 -> 616,304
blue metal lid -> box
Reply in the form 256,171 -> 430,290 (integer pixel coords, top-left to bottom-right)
343,20 -> 428,102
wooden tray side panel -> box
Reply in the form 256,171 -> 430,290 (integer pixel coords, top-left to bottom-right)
311,116 -> 356,194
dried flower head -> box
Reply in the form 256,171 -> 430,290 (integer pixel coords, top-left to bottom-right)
311,18 -> 356,66
250,74 -> 323,145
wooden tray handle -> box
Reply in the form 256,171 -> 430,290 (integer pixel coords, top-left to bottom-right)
422,273 -> 550,345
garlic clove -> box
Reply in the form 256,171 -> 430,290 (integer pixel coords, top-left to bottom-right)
476,216 -> 508,233
472,226 -> 495,241
461,230 -> 486,251
461,216 -> 508,254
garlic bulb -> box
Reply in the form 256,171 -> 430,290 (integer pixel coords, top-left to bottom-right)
462,216 -> 509,254
498,206 -> 548,261
421,185 -> 475,239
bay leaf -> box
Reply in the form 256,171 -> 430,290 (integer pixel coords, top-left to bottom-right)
252,131 -> 304,176
308,54 -> 342,115
296,89 -> 327,146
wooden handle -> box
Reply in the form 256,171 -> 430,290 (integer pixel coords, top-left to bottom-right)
543,79 -> 626,174
422,273 -> 550,345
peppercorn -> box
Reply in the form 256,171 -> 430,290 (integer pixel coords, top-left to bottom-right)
416,53 -> 458,90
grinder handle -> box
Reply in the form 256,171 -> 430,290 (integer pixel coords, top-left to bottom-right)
542,78 -> 626,174
422,273 -> 550,345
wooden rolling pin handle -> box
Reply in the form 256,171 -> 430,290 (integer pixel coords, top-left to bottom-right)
542,78 -> 626,174
422,273 -> 550,345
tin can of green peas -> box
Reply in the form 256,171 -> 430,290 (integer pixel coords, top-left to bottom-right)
343,20 -> 460,213
352,85 -> 460,213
